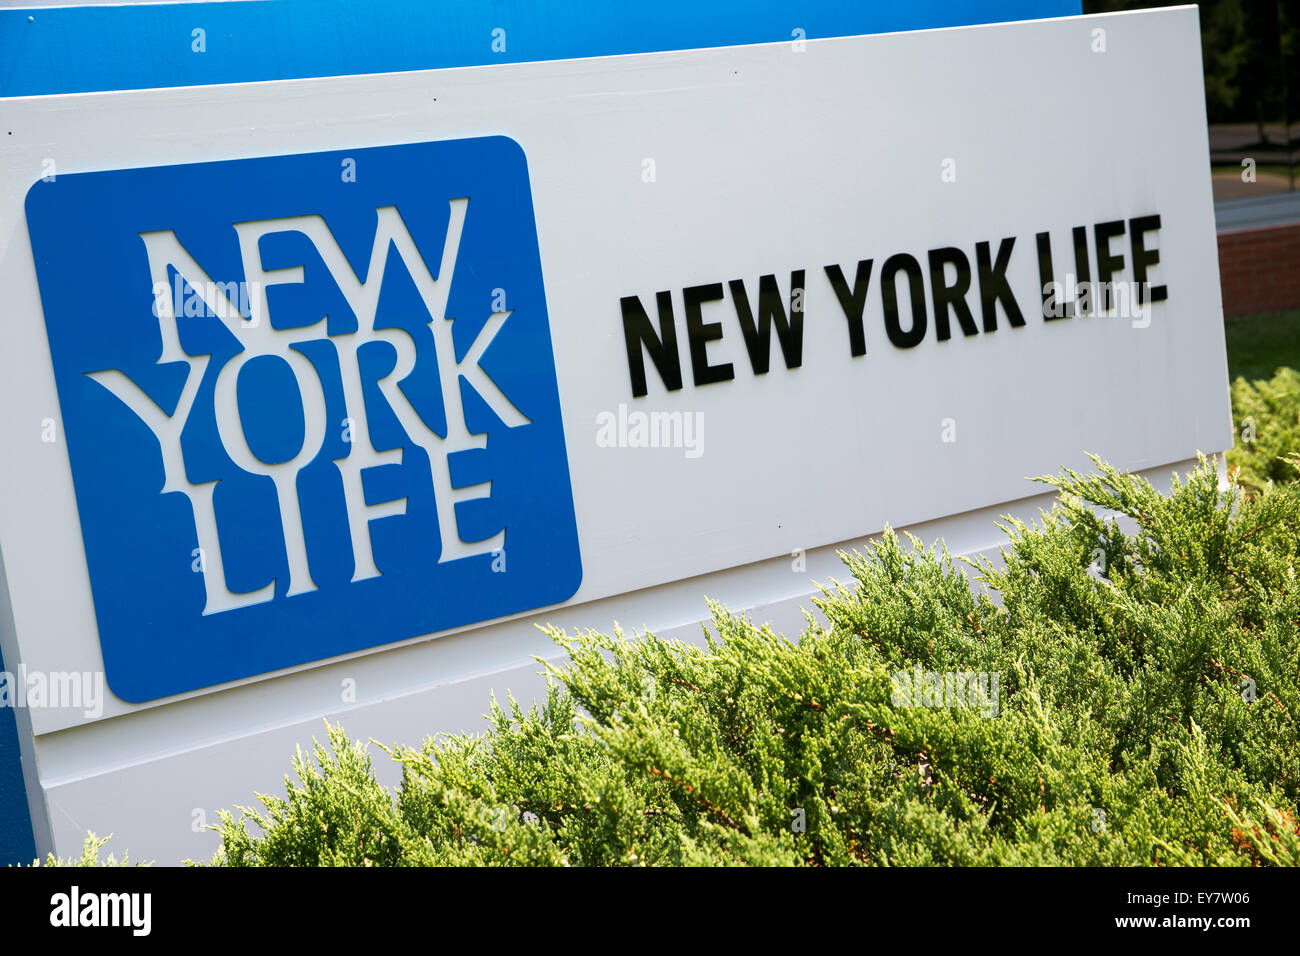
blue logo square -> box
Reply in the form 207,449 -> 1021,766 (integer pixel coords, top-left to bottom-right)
25,137 -> 582,702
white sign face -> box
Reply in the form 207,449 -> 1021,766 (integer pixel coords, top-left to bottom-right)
0,7 -> 1228,729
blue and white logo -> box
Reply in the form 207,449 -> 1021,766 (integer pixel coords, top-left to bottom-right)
25,137 -> 581,702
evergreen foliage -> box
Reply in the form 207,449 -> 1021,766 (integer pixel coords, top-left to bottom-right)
24,832 -> 137,868
1230,367 -> 1300,493
204,454 -> 1300,866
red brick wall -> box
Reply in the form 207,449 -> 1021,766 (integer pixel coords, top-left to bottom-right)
1218,223 -> 1300,318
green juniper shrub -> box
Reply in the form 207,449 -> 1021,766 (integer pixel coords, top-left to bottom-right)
205,454 -> 1300,867
1230,367 -> 1300,494
25,832 -> 140,867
